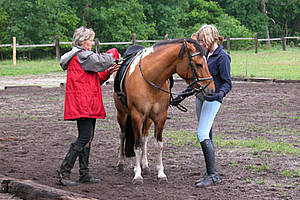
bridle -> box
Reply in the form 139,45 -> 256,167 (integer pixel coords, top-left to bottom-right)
139,40 -> 213,96
184,41 -> 213,94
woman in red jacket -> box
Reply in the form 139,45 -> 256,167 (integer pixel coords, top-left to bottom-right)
57,26 -> 120,186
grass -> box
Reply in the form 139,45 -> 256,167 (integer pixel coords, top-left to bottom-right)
214,135 -> 300,156
230,47 -> 300,80
164,129 -> 199,147
0,58 -> 62,76
250,163 -> 270,172
0,47 -> 299,79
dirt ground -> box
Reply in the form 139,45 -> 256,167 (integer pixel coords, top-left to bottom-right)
0,79 -> 299,200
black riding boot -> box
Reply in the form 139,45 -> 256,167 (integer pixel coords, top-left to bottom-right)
56,143 -> 82,186
195,139 -> 221,188
79,147 -> 100,184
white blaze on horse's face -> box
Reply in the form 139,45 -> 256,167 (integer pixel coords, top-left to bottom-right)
203,56 -> 207,63
129,47 -> 154,76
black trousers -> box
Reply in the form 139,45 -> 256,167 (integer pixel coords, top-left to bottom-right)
73,118 -> 96,148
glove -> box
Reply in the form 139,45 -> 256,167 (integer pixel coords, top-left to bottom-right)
106,48 -> 120,60
180,86 -> 195,98
203,91 -> 225,102
171,86 -> 195,106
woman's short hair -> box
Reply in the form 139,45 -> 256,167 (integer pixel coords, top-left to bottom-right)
72,26 -> 95,47
197,24 -> 224,47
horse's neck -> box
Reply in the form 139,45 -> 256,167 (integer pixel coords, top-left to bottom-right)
143,45 -> 179,84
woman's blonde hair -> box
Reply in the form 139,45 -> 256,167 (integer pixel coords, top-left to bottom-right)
197,24 -> 224,48
72,26 -> 95,47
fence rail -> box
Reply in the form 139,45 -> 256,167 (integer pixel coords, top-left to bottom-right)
0,33 -> 299,65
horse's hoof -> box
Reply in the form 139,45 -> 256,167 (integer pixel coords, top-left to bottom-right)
118,164 -> 124,172
158,177 -> 168,184
142,167 -> 150,175
132,178 -> 143,185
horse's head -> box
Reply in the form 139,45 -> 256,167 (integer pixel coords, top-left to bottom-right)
176,38 -> 215,94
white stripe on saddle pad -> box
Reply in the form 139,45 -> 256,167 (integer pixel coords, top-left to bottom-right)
129,47 -> 154,76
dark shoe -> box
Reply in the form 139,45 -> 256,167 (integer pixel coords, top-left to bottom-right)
195,173 -> 221,188
79,175 -> 101,184
195,173 -> 208,185
56,170 -> 77,186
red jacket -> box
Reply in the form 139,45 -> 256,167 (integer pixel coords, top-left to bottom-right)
64,55 -> 111,120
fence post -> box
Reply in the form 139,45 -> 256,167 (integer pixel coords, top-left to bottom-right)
281,37 -> 286,51
55,35 -> 60,62
95,38 -> 100,54
254,33 -> 258,54
132,33 -> 136,44
13,37 -> 16,66
226,36 -> 230,54
164,34 -> 168,40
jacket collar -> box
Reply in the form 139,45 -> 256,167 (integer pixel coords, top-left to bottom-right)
206,45 -> 223,58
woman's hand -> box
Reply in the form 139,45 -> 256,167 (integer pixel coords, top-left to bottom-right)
108,64 -> 120,74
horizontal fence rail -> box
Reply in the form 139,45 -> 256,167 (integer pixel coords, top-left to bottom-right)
0,33 -> 299,65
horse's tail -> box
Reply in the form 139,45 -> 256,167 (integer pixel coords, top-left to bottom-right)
125,115 -> 135,157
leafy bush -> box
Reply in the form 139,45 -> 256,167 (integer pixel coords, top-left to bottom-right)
217,14 -> 254,50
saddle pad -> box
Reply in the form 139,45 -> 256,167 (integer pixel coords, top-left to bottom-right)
114,46 -> 154,97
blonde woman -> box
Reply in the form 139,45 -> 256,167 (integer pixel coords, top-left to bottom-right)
194,24 -> 232,187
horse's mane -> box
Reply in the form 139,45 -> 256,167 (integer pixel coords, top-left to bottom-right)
152,38 -> 205,58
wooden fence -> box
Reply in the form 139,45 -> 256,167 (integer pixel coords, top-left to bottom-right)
0,33 -> 299,65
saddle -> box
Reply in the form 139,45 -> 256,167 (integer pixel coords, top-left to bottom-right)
114,45 -> 145,105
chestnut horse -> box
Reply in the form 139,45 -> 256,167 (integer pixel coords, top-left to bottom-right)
113,38 -> 215,184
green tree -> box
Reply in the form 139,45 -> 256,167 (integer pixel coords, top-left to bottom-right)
266,0 -> 300,36
214,0 -> 300,38
140,0 -> 187,39
181,0 -> 224,36
0,7 -> 9,44
1,0 -> 79,44
71,0 -> 157,42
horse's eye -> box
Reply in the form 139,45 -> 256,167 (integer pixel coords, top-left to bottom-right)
195,63 -> 202,68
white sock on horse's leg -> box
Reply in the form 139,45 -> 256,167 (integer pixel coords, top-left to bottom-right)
156,141 -> 167,179
141,136 -> 149,171
133,147 -> 143,183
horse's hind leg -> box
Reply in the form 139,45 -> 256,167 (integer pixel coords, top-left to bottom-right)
116,111 -> 127,171
141,118 -> 152,175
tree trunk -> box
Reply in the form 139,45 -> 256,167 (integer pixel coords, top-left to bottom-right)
261,0 -> 271,48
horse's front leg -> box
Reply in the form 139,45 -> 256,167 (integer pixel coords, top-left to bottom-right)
141,119 -> 152,175
131,109 -> 145,184
154,115 -> 168,184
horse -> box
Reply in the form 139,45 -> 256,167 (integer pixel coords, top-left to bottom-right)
113,38 -> 215,184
